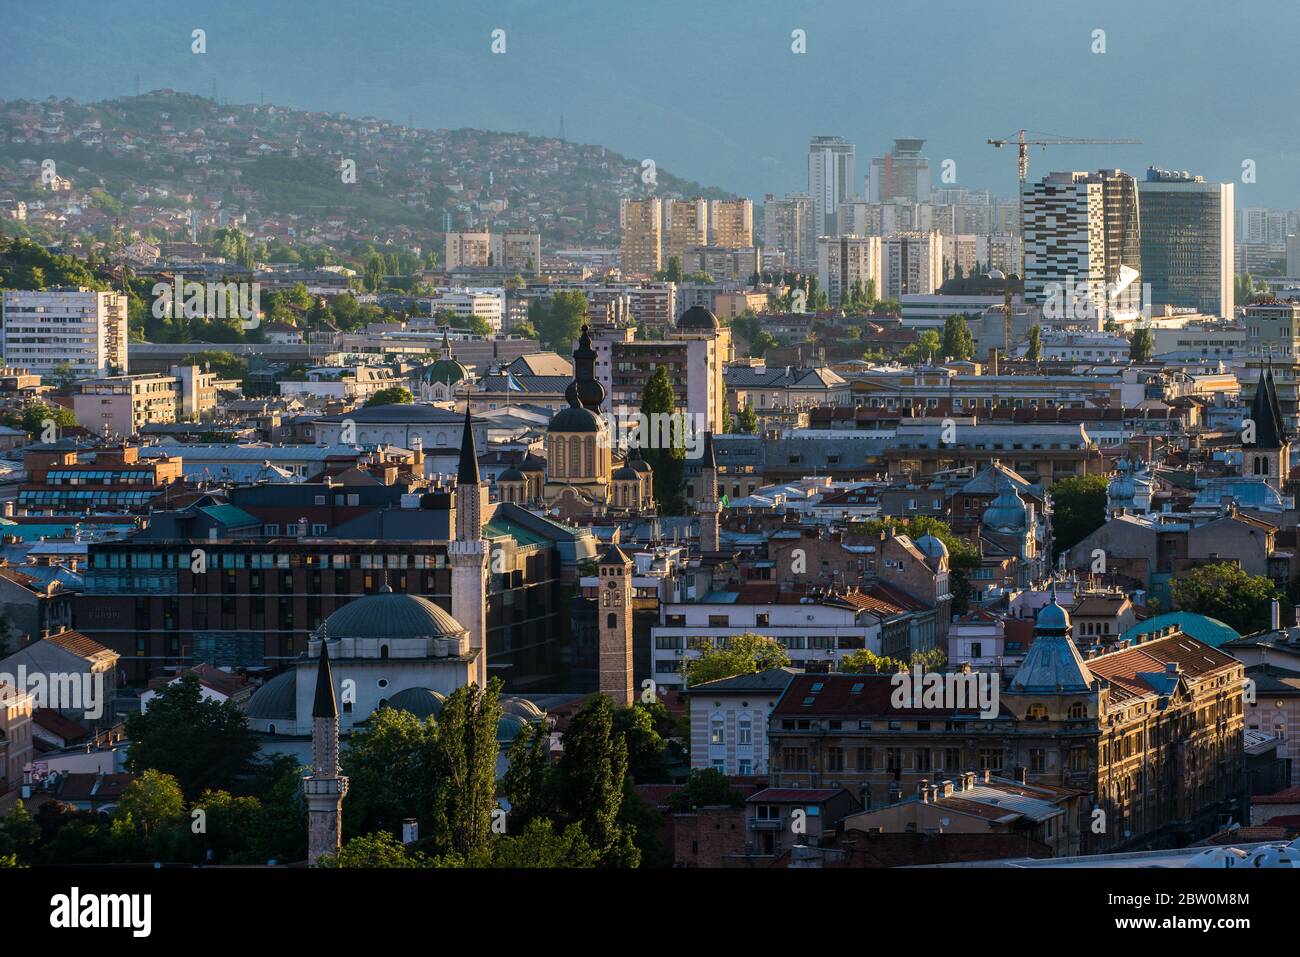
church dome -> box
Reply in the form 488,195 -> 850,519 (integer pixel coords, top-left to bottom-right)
613,463 -> 640,481
982,485 -> 1028,531
385,686 -> 446,720
324,590 -> 466,640
547,403 -> 602,433
422,357 -> 469,386
628,455 -> 652,474
677,305 -> 720,332
1036,598 -> 1071,635
498,466 -> 526,482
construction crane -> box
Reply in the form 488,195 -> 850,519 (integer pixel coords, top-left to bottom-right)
987,129 -> 1142,277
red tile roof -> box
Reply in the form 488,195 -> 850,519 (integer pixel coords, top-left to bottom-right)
772,673 -> 987,719
31,708 -> 87,742
747,788 -> 847,803
1252,787 -> 1300,805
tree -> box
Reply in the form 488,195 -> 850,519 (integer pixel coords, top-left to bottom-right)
748,330 -> 779,358
490,818 -> 599,868
941,315 -> 975,360
1173,562 -> 1284,635
117,770 -> 185,836
340,706 -> 438,839
684,632 -> 791,686
1130,327 -> 1154,363
901,329 -> 942,364
737,404 -> 759,434
428,680 -> 503,859
532,291 -> 587,352
837,648 -> 905,674
319,831 -> 431,868
1027,324 -> 1042,363
666,768 -> 744,812
18,402 -> 77,437
502,721 -> 551,830
124,673 -> 258,799
640,366 -> 687,514
187,789 -> 262,864
365,386 -> 414,407
0,800 -> 39,864
612,703 -> 672,784
656,257 -> 685,283
1049,475 -> 1110,558
552,694 -> 638,866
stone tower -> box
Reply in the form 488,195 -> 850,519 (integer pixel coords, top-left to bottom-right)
450,406 -> 489,687
697,431 -> 721,553
304,637 -> 348,865
597,544 -> 634,706
1244,361 -> 1291,492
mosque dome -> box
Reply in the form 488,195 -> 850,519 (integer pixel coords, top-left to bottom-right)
914,534 -> 949,564
422,357 -> 469,387
385,686 -> 447,721
982,484 -> 1028,532
324,589 -> 466,640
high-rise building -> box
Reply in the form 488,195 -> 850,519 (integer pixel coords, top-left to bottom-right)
1138,167 -> 1233,317
817,235 -> 881,308
489,231 -> 542,274
1,287 -> 128,378
620,197 -> 663,277
807,135 -> 856,237
710,199 -> 753,248
763,193 -> 816,270
868,138 -> 932,204
1243,300 -> 1300,431
1022,170 -> 1142,323
664,199 -> 707,267
880,231 -> 943,299
444,231 -> 492,269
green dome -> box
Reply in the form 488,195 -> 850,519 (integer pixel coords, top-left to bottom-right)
385,686 -> 446,720
422,357 -> 469,386
324,591 -> 465,640
245,670 -> 296,720
983,485 -> 1028,531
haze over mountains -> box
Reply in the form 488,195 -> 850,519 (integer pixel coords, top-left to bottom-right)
2,0 -> 1297,205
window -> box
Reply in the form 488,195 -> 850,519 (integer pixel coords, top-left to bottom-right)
782,747 -> 809,771
827,747 -> 845,772
710,719 -> 725,745
1030,748 -> 1046,772
1067,702 -> 1087,720
737,718 -> 753,746
1027,703 -> 1049,721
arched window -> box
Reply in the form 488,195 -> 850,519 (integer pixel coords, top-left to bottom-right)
569,436 -> 583,476
585,436 -> 595,475
380,644 -> 389,659
1068,702 -> 1087,720
607,613 -> 618,629
1027,703 -> 1049,721
552,437 -> 565,477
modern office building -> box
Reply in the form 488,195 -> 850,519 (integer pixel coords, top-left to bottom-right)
807,135 -> 856,237
1022,170 -> 1142,324
868,137 -> 932,204
620,197 -> 663,277
880,231 -> 943,300
710,198 -> 754,248
1,287 -> 128,378
763,192 -> 816,270
664,199 -> 707,267
817,235 -> 882,308
1138,167 -> 1233,317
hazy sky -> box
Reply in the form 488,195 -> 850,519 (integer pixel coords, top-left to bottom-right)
3,0 -> 1295,206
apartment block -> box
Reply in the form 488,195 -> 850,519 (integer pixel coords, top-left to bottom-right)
817,235 -> 882,308
620,197 -> 663,277
664,199 -> 707,265
881,231 -> 943,299
2,287 -> 128,379
710,198 -> 753,248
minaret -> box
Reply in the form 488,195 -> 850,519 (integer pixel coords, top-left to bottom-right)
450,406 -> 489,687
304,636 -> 348,865
697,431 -> 721,553
597,544 -> 634,706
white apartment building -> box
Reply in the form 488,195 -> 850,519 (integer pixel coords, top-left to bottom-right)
880,231 -> 943,299
683,668 -> 797,776
2,287 -> 128,379
428,288 -> 504,333
651,596 -> 895,693
807,135 -> 856,236
72,373 -> 178,438
763,192 -> 816,270
817,235 -> 881,308
444,231 -> 491,270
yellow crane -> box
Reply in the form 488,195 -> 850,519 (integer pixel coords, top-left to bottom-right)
988,129 -> 1142,277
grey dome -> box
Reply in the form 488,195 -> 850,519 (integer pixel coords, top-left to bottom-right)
497,713 -> 530,743
678,305 -> 720,331
501,696 -> 546,721
245,670 -> 296,720
613,464 -> 639,481
547,404 -> 602,433
983,484 -> 1028,531
385,686 -> 446,720
325,591 -> 465,640
498,466 -> 526,482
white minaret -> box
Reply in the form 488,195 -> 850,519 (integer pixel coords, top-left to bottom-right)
450,406 -> 489,687
697,431 -> 721,553
304,635 -> 348,865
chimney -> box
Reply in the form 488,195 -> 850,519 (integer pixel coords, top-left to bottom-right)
1165,661 -> 1180,675
1013,766 -> 1027,785
917,779 -> 930,802
941,779 -> 954,797
1272,600 -> 1281,631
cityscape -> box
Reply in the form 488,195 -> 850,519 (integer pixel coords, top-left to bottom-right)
0,0 -> 1295,934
